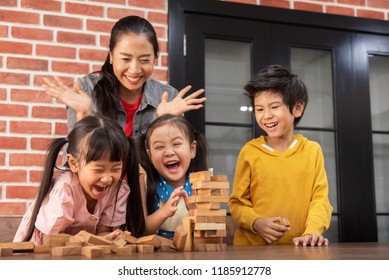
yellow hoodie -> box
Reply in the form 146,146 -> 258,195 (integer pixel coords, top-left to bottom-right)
229,134 -> 333,245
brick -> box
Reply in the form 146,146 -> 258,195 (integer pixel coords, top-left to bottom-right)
0,10 -> 39,24
154,26 -> 166,40
356,9 -> 385,20
32,106 -> 67,119
9,153 -> 45,167
0,152 -> 5,165
21,0 -> 61,11
0,0 -> 17,7
0,25 -> 8,37
107,7 -> 144,19
227,0 -> 257,4
7,57 -> 48,71
30,170 -> 43,183
338,0 -> 365,5
33,75 -> 75,89
36,44 -> 76,59
30,137 -> 52,150
43,15 -> 82,30
326,6 -> 355,17
57,31 -> 96,45
65,2 -> 104,17
52,61 -> 90,75
94,0 -> 125,4
79,48 -> 107,62
368,0 -> 389,9
0,104 -> 28,117
0,72 -> 30,85
86,19 -> 114,33
11,27 -> 53,41
0,40 -> 32,54
0,137 -> 27,149
294,2 -> 323,13
11,89 -> 52,103
0,202 -> 26,215
261,0 -> 290,9
127,0 -> 165,10
0,170 -> 27,182
6,185 -> 38,199
10,121 -> 52,134
54,122 -> 68,135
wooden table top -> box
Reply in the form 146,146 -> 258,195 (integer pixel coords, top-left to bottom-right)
2,242 -> 389,260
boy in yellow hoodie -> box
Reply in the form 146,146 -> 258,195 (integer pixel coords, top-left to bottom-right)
229,65 -> 333,246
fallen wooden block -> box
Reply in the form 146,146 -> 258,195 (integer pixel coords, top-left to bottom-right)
51,246 -> 82,256
0,247 -> 13,256
112,245 -> 137,255
43,234 -> 70,247
81,246 -> 105,258
136,234 -> 161,248
173,225 -> 187,251
0,241 -> 34,252
182,216 -> 195,252
34,245 -> 51,254
137,244 -> 154,253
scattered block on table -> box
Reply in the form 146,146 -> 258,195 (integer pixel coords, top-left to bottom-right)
112,238 -> 127,248
173,225 -> 187,251
81,246 -> 105,258
189,171 -> 211,183
210,175 -> 228,182
74,230 -> 89,243
80,231 -> 112,246
156,235 -> 173,247
117,232 -> 138,244
34,245 -> 51,254
90,245 -> 111,254
0,241 -> 34,252
112,245 -> 137,255
136,234 -> 161,248
137,244 -> 154,253
43,234 -> 70,247
157,244 -> 171,252
0,247 -> 13,256
51,246 -> 82,256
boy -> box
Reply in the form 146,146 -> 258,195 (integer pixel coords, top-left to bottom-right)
229,65 -> 333,246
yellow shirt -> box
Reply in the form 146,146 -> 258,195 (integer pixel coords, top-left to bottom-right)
229,134 -> 333,245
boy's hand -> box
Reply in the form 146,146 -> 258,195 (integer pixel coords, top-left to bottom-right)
253,217 -> 290,244
292,234 -> 329,246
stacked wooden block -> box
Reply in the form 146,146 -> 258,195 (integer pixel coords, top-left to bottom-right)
183,170 -> 229,252
0,227 -> 187,258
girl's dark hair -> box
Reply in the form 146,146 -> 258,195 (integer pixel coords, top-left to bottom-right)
244,64 -> 308,126
94,16 -> 159,121
138,114 -> 209,215
24,115 -> 145,241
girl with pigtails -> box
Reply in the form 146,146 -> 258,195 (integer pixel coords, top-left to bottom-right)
14,115 -> 145,244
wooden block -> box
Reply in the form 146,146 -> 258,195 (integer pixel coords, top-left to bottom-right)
136,234 -> 161,248
0,241 -> 34,252
43,234 -> 70,247
155,235 -> 173,246
116,232 -> 138,244
193,237 -> 223,244
0,247 -> 13,256
193,195 -> 229,203
216,243 -> 227,251
189,171 -> 211,183
137,244 -> 154,253
182,216 -> 195,252
195,216 -> 226,223
189,209 -> 226,216
90,245 -> 111,255
205,243 -> 217,251
192,181 -> 229,190
196,188 -> 229,196
193,244 -> 206,252
83,231 -> 112,246
66,241 -> 83,247
193,230 -> 227,238
112,238 -> 127,248
81,246 -> 105,258
51,246 -> 82,256
34,245 -> 51,254
74,230 -> 89,243
195,202 -> 221,210
194,223 -> 226,231
112,245 -> 137,255
281,217 -> 290,227
210,175 -> 228,182
157,244 -> 171,252
173,225 -> 187,251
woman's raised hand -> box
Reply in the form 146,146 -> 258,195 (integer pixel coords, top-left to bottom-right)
157,85 -> 206,117
42,76 -> 92,120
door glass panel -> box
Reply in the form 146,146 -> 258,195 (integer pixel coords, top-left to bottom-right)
205,39 -> 252,124
291,48 -> 334,129
204,38 -> 252,203
369,55 -> 389,242
369,55 -> 389,131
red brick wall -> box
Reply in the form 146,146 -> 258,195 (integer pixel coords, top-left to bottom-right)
1,0 -> 388,216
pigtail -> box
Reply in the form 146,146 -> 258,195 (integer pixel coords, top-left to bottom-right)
23,137 -> 68,241
190,130 -> 209,172
122,136 -> 145,237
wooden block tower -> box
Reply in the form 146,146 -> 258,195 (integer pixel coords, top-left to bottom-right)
184,170 -> 229,252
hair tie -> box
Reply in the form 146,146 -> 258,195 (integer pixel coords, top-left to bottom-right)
64,137 -> 68,142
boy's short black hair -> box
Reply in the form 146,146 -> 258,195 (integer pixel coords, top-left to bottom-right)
244,64 -> 308,126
